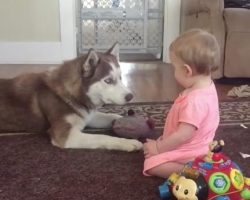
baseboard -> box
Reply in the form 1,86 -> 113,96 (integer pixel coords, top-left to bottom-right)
0,42 -> 63,64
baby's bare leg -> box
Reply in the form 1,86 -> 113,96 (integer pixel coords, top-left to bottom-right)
146,162 -> 185,178
146,157 -> 195,178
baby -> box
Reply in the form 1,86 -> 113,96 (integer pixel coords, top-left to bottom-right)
143,29 -> 220,178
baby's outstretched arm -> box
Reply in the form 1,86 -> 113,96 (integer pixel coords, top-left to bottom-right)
156,122 -> 196,153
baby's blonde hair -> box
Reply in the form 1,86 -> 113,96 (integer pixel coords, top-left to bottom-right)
169,29 -> 220,75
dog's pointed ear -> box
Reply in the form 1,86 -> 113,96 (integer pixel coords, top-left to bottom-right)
106,42 -> 119,61
82,49 -> 99,78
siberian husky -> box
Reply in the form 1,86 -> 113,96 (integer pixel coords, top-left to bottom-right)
0,43 -> 143,151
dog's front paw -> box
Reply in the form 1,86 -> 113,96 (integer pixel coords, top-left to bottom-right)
110,113 -> 123,125
110,113 -> 122,120
122,139 -> 143,152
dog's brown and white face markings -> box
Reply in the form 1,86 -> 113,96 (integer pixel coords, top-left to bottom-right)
85,43 -> 133,106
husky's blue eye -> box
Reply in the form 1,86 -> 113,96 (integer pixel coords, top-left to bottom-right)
104,78 -> 113,84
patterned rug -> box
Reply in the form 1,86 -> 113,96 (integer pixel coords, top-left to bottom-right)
99,100 -> 250,129
0,101 -> 250,200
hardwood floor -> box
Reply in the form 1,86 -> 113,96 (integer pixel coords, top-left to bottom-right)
121,62 -> 250,102
0,61 -> 249,102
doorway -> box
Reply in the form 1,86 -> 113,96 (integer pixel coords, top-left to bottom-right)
76,0 -> 164,61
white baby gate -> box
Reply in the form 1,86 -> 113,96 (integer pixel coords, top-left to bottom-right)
76,0 -> 164,57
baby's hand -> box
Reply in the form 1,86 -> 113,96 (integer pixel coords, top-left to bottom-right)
143,139 -> 158,158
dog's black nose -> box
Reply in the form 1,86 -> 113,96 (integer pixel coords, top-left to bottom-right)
125,93 -> 133,102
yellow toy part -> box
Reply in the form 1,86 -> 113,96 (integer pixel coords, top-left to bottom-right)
172,176 -> 198,200
245,177 -> 250,186
168,173 -> 179,184
230,169 -> 244,190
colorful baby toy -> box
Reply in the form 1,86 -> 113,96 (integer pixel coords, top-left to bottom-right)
159,140 -> 250,200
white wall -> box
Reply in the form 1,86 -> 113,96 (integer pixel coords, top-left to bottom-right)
0,0 -> 60,42
0,0 -> 63,64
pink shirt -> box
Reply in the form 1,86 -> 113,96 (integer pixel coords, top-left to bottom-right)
143,82 -> 219,175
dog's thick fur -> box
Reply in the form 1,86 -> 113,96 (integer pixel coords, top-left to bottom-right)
0,44 -> 142,151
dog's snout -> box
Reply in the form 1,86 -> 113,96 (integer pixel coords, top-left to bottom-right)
125,93 -> 133,102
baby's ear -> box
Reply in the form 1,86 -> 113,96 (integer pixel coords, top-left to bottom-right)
183,64 -> 193,77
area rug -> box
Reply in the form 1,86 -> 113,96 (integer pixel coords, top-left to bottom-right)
0,101 -> 250,200
98,100 -> 250,129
